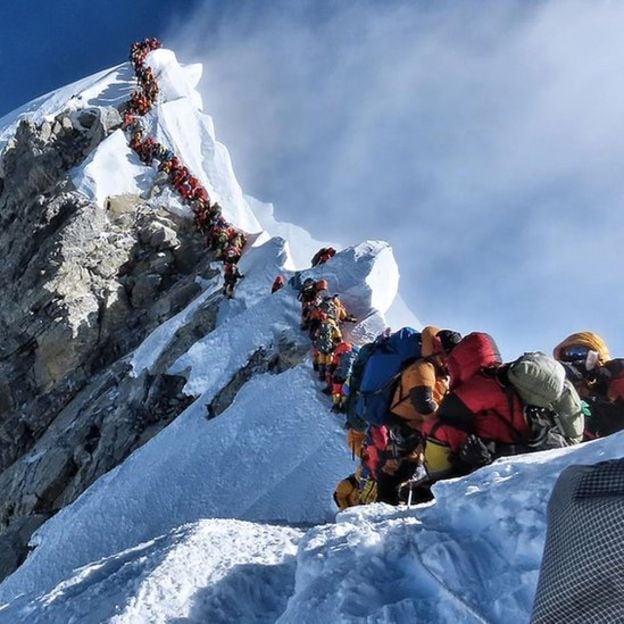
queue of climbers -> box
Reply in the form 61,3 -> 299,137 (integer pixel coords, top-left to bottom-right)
329,322 -> 624,511
125,38 -> 246,298
126,39 -> 623,514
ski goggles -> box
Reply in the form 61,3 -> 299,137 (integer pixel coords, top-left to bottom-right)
559,345 -> 590,362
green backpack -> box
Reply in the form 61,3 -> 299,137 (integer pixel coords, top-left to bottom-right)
507,352 -> 584,446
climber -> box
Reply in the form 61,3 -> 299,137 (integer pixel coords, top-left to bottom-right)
328,342 -> 359,412
376,425 -> 427,505
311,247 -> 336,267
422,332 -> 528,481
222,262 -> 244,299
313,317 -> 342,382
208,222 -> 229,256
299,279 -> 328,331
223,245 -> 242,264
388,328 -> 459,430
329,294 -> 357,325
271,276 -> 285,294
192,184 -> 210,204
553,332 -> 624,438
297,278 -> 317,304
371,328 -> 460,504
122,111 -> 140,131
228,230 -> 247,253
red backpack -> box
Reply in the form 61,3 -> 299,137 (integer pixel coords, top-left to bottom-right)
446,332 -> 502,389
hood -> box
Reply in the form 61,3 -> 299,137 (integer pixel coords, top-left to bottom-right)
421,325 -> 441,358
553,332 -> 611,366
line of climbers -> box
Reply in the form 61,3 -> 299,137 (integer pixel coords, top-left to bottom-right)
123,40 -> 624,512
327,324 -> 624,510
124,38 -> 247,298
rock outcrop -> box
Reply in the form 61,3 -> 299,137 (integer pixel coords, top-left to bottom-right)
0,109 -> 221,577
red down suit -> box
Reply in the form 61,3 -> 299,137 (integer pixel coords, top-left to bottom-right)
423,332 -> 529,478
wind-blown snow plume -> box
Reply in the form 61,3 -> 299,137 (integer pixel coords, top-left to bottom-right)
167,0 -> 624,359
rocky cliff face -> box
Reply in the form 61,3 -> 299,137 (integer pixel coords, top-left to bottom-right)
0,108 -> 228,578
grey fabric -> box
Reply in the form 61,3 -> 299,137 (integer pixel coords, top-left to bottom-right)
531,459 -> 624,623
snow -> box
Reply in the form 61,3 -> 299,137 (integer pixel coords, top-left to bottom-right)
278,433 -> 624,624
172,239 -> 399,396
66,48 -> 264,236
131,276 -> 222,375
247,195 -> 335,270
0,63 -> 134,153
3,431 -> 623,623
0,363 -> 355,609
71,129 -> 156,207
0,519 -> 301,624
0,228 -> 399,611
146,48 -> 204,112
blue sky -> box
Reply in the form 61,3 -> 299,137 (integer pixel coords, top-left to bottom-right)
1,0 -> 622,360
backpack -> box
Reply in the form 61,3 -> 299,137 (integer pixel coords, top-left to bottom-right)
344,342 -> 377,431
352,327 -> 423,426
506,352 -> 584,447
311,248 -> 327,266
605,358 -> 624,402
507,352 -> 566,407
315,321 -> 339,354
335,347 -> 359,381
318,297 -> 339,320
333,474 -> 361,510
311,247 -> 335,266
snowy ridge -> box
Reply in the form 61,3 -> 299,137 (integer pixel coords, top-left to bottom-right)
70,48 -> 263,236
1,432 -> 621,622
0,63 -> 134,154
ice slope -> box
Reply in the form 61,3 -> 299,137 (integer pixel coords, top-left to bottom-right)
0,361 -> 353,608
279,433 -> 624,624
0,519 -> 302,624
1,434 -> 622,623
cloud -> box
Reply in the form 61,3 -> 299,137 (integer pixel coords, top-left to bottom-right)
167,0 -> 624,359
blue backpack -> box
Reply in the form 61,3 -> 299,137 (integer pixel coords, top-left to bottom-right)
353,327 -> 422,426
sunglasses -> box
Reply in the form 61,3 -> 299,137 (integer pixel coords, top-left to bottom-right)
560,345 -> 590,362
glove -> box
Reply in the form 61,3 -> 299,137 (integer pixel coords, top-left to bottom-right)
458,434 -> 494,469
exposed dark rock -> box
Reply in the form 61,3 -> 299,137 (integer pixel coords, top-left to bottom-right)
0,108 -> 218,579
208,338 -> 308,418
